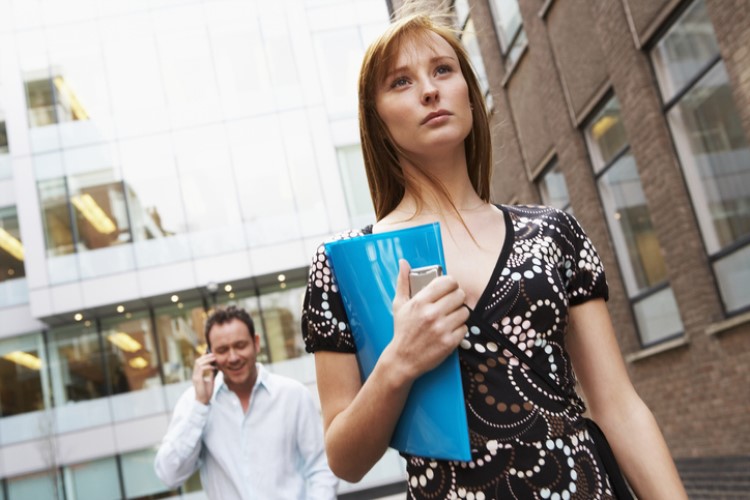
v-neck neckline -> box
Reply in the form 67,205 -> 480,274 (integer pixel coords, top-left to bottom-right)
472,204 -> 514,313
361,204 -> 515,312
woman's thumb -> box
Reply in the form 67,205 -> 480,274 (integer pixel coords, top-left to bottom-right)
394,259 -> 412,304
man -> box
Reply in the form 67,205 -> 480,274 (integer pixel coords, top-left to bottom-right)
155,305 -> 338,499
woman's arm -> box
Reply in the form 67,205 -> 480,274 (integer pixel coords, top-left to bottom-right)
316,260 -> 469,482
566,299 -> 687,499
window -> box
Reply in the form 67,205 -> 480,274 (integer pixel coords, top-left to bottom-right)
488,0 -> 527,71
586,97 -> 684,345
0,119 -> 8,153
38,171 -> 133,258
0,206 -> 26,284
0,333 -> 48,417
153,301 -> 207,385
100,312 -> 161,395
336,145 -> 375,229
48,323 -> 108,405
24,74 -> 90,128
537,160 -> 571,212
257,280 -> 308,364
6,470 -> 63,500
652,0 -> 750,313
120,448 -> 179,499
458,12 -> 493,109
62,457 -> 122,500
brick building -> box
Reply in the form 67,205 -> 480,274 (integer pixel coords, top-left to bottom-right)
428,0 -> 750,496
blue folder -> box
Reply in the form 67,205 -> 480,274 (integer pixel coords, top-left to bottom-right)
324,223 -> 471,461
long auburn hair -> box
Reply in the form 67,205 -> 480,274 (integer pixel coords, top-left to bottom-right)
358,13 -> 492,221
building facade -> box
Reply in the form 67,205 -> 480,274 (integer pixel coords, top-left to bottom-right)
451,0 -> 749,495
0,0 -> 410,498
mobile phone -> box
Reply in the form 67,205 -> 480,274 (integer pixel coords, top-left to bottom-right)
204,346 -> 218,379
409,264 -> 443,297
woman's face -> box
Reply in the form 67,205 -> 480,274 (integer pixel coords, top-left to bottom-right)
375,31 -> 473,161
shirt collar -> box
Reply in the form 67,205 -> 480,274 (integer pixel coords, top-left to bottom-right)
211,363 -> 271,400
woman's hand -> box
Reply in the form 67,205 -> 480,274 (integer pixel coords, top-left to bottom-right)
386,259 -> 470,382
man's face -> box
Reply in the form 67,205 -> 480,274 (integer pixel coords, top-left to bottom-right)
208,318 -> 260,391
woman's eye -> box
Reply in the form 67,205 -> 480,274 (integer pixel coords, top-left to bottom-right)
436,64 -> 453,75
391,76 -> 409,88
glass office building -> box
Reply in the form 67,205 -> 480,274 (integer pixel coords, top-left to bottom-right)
0,0 -> 407,497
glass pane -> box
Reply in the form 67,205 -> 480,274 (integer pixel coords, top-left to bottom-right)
633,287 -> 684,345
713,244 -> 750,313
667,63 -> 750,253
0,206 -> 26,284
454,0 -> 470,28
7,470 -> 62,500
652,0 -> 720,102
63,457 -> 121,500
0,120 -> 8,153
100,312 -> 162,395
121,448 -> 179,499
68,170 -> 133,252
48,323 -> 108,404
489,0 -> 522,52
461,19 -> 489,95
598,152 -> 668,294
257,281 -> 307,364
538,163 -> 570,211
24,77 -> 57,127
336,145 -> 375,228
506,27 -> 527,70
0,333 -> 47,417
38,177 -> 76,257
586,97 -> 628,170
154,301 -> 207,385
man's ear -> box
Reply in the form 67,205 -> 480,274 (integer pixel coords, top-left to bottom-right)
253,334 -> 261,351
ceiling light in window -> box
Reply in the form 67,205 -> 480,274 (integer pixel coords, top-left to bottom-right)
74,313 -> 83,321
108,332 -> 142,353
171,294 -> 179,303
0,228 -> 24,261
277,274 -> 286,282
224,284 -> 232,292
128,356 -> 148,369
3,351 -> 42,370
70,194 -> 117,235
116,305 -> 125,313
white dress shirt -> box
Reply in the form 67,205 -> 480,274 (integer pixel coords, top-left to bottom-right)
154,364 -> 338,499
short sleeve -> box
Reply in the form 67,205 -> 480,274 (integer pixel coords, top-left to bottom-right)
301,237 -> 357,354
556,210 -> 609,305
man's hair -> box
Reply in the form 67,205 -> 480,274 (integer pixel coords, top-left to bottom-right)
204,305 -> 255,349
357,13 -> 492,221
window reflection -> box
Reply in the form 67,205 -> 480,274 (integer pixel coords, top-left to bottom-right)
588,98 -> 628,170
0,120 -> 8,153
7,469 -> 63,500
257,281 -> 307,364
154,302 -> 207,384
63,457 -> 121,500
0,333 -> 47,417
337,145 -> 375,229
537,162 -> 571,212
100,313 -> 161,394
488,0 -> 526,70
598,153 -> 668,292
24,74 -> 90,128
651,0 -> 720,102
120,448 -> 178,500
48,323 -> 107,404
38,171 -> 135,258
668,65 -> 750,251
0,206 -> 26,284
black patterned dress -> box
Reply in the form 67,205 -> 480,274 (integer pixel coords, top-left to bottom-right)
302,205 -> 617,500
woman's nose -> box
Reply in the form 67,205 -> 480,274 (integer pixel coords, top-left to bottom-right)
422,86 -> 439,105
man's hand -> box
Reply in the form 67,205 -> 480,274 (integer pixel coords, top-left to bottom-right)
192,352 -> 217,405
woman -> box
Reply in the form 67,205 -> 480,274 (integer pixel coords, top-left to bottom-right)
302,13 -> 687,499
